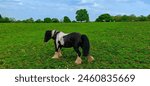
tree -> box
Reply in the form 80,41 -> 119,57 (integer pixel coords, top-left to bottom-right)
113,15 -> 137,22
147,14 -> 150,21
16,20 -> 22,23
0,14 -> 3,23
121,15 -> 130,22
63,16 -> 71,23
137,15 -> 147,21
35,19 -> 43,23
0,15 -> 9,23
0,14 -> 2,19
128,14 -> 137,22
9,18 -> 16,23
72,20 -> 76,23
44,17 -> 52,23
52,18 -> 59,23
2,17 -> 10,23
113,15 -> 122,22
76,9 -> 89,22
23,18 -> 34,23
95,13 -> 112,22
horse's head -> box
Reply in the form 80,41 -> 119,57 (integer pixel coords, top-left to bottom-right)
44,30 -> 52,42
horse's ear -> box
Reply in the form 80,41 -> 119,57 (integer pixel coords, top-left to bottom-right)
44,30 -> 52,42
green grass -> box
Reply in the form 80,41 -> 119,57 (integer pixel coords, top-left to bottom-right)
0,22 -> 150,69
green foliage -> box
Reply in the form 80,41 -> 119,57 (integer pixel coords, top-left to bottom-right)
128,14 -> 137,21
121,15 -> 130,22
44,17 -> 52,23
0,15 -> 12,23
52,18 -> 59,23
0,22 -> 150,68
96,14 -> 150,22
76,9 -> 89,22
137,15 -> 147,21
0,14 -> 2,19
121,14 -> 137,22
1,13 -> 150,23
96,13 -> 113,22
23,18 -> 34,23
113,15 -> 122,22
35,19 -> 43,23
72,20 -> 76,23
63,16 -> 71,23
9,18 -> 16,22
147,14 -> 150,21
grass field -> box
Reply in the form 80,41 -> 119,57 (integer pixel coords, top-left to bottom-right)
0,22 -> 150,69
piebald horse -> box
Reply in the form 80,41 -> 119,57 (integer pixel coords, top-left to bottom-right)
44,30 -> 94,64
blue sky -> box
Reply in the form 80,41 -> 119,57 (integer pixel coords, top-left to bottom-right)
0,0 -> 150,21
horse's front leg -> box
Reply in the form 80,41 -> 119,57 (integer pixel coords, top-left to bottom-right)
52,41 -> 61,59
52,52 -> 59,59
58,48 -> 62,57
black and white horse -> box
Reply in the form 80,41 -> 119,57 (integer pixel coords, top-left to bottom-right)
44,30 -> 94,64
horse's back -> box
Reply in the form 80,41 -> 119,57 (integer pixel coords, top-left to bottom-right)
63,32 -> 81,47
65,32 -> 81,41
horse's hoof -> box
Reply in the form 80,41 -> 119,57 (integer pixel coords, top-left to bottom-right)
58,53 -> 62,57
52,56 -> 59,59
52,52 -> 60,59
75,57 -> 82,65
88,55 -> 94,63
75,61 -> 82,65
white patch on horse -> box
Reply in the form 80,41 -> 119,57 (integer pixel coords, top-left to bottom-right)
51,30 -> 56,37
56,32 -> 67,48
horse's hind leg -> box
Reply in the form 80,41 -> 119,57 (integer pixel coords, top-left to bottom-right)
73,46 -> 82,65
80,42 -> 94,63
87,55 -> 94,63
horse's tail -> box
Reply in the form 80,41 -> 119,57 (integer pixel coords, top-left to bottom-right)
81,34 -> 90,56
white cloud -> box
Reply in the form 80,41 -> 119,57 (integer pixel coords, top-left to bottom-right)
93,3 -> 99,7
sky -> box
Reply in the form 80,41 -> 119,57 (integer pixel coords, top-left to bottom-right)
0,0 -> 150,21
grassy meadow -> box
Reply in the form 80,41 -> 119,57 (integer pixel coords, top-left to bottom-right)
0,22 -> 150,69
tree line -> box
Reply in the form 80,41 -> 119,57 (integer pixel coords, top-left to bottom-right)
0,9 -> 150,23
95,14 -> 150,22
